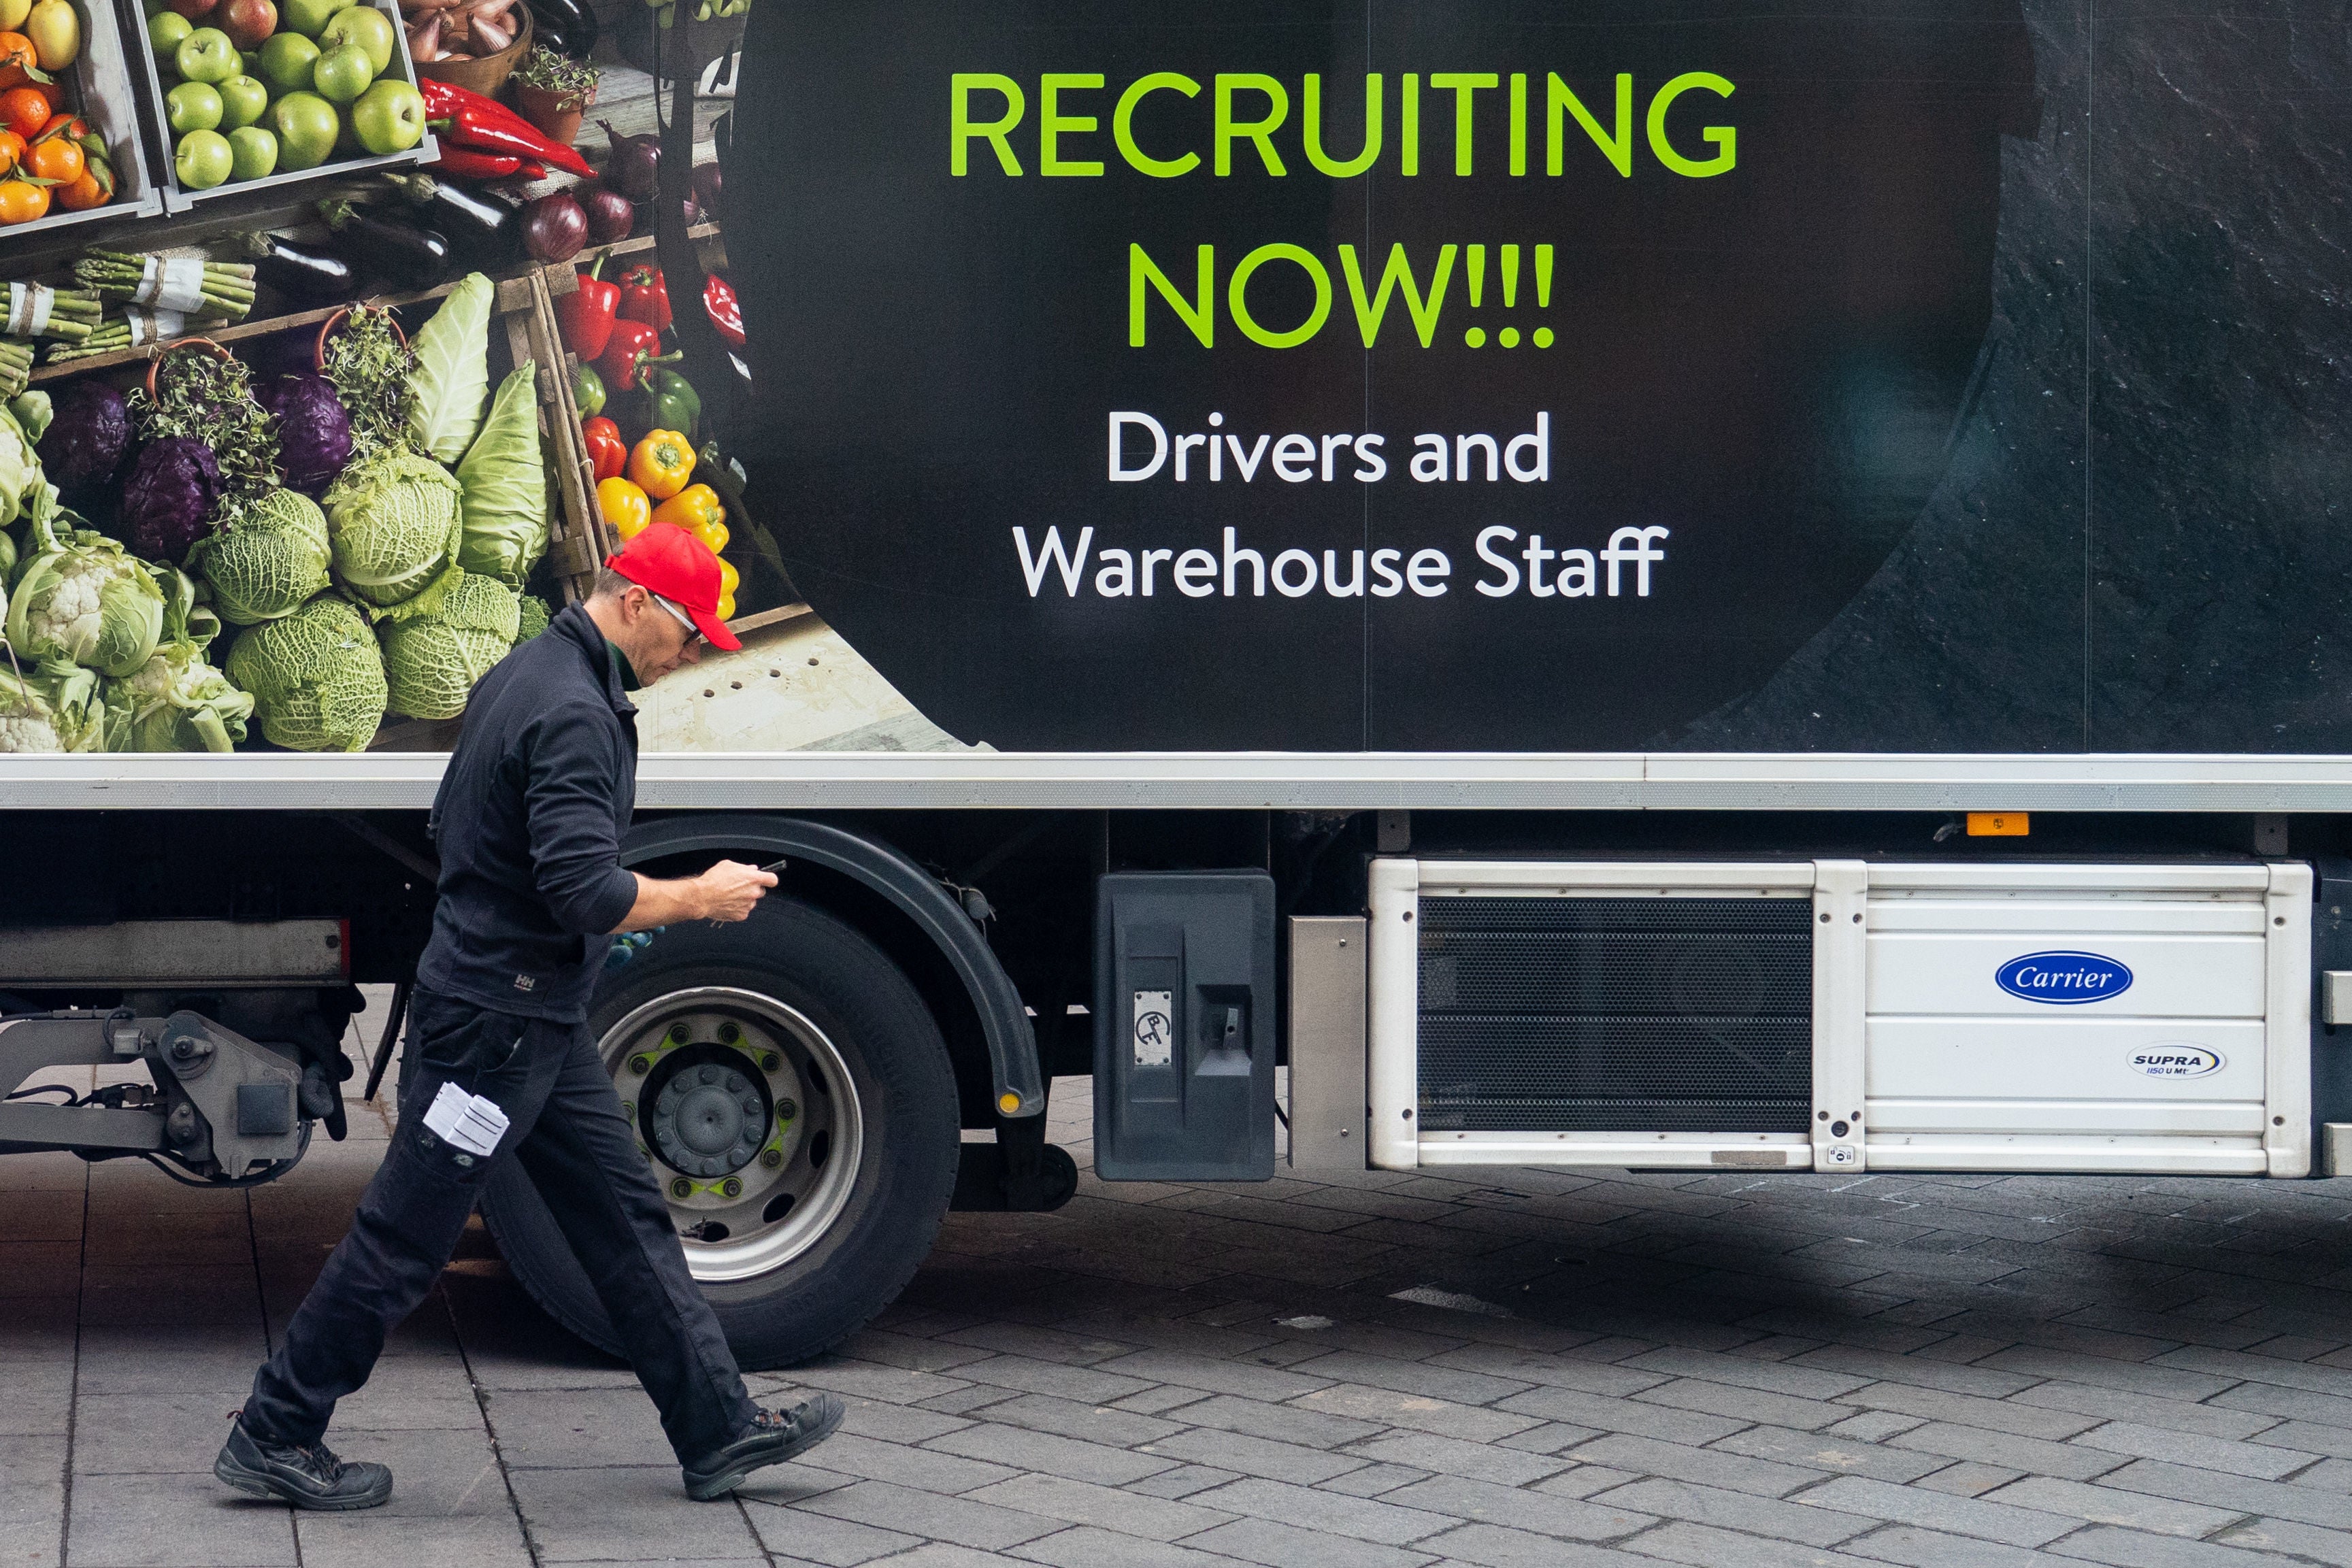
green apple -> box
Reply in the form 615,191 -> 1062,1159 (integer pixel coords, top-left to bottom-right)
316,3 -> 389,73
174,127 -> 234,188
227,124 -> 278,180
147,8 -> 193,53
256,29 -> 316,93
175,25 -> 239,82
350,76 -> 423,154
278,0 -> 348,37
269,89 -> 337,168
309,40 -> 371,105
216,73 -> 268,128
165,79 -> 224,133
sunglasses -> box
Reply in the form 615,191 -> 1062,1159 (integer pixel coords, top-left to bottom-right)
649,592 -> 705,650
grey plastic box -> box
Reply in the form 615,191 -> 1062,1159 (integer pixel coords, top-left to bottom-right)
1093,871 -> 1275,1182
7,0 -> 165,239
120,0 -> 437,215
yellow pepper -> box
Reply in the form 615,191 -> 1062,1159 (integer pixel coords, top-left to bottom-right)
651,482 -> 724,537
596,476 -> 650,539
627,430 -> 696,500
690,518 -> 729,556
716,556 -> 740,597
715,590 -> 736,622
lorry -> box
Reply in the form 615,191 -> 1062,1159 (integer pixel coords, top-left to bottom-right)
3,0 -> 2349,1371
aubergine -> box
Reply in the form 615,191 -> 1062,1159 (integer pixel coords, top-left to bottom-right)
317,199 -> 452,290
382,173 -> 518,262
237,231 -> 361,303
523,0 -> 595,58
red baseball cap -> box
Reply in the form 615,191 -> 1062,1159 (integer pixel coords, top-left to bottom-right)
607,523 -> 741,652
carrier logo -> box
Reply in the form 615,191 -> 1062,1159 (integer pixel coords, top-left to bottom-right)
1995,952 -> 2133,1005
2132,1046 -> 2223,1078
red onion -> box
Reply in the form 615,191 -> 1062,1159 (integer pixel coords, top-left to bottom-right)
599,119 -> 659,201
521,191 -> 587,262
583,184 -> 635,245
690,161 -> 721,225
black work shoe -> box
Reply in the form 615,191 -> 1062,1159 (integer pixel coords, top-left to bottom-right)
682,1394 -> 846,1500
214,1413 -> 393,1511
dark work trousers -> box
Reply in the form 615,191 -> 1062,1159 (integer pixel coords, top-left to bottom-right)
243,987 -> 759,1462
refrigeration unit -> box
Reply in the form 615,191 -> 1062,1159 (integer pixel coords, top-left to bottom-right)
1361,860 -> 2311,1178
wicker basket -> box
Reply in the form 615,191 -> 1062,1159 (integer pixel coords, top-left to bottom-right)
413,4 -> 534,99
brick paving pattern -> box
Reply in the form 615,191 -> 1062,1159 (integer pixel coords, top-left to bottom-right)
4,988 -> 2351,1565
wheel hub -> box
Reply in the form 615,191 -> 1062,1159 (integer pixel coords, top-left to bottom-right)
651,1063 -> 767,1177
601,988 -> 865,1283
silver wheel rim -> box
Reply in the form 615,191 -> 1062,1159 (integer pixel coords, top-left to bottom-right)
600,985 -> 865,1284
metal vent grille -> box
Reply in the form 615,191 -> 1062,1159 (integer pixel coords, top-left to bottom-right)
1417,896 -> 1814,1133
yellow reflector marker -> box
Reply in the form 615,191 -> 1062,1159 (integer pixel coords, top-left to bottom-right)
1968,812 -> 2030,837
997,1092 -> 1022,1115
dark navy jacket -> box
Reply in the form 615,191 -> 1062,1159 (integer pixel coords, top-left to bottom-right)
416,604 -> 641,1022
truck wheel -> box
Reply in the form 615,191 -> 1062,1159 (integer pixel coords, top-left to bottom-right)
480,895 -> 960,1369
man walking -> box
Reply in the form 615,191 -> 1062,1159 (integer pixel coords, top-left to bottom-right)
217,525 -> 843,1509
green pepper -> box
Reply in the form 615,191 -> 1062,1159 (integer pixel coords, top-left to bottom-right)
644,365 -> 699,443
569,361 -> 608,421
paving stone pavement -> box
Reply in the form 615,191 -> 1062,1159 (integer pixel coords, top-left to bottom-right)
5,988 -> 2352,1567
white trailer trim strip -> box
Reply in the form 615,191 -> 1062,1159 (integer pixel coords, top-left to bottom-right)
3,752 -> 2352,812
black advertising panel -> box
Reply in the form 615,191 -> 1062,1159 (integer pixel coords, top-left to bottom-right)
727,1 -> 2351,754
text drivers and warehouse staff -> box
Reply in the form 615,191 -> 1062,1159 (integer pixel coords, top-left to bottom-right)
215,524 -> 843,1510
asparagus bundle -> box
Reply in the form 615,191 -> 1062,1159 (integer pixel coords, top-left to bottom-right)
0,339 -> 31,400
3,284 -> 104,343
42,305 -> 237,365
73,251 -> 258,323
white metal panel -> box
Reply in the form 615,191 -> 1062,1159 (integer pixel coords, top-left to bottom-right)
1869,864 -> 2273,895
1812,862 -> 1868,1172
1866,1134 -> 2268,1175
1869,901 -> 2267,935
1866,1018 -> 2267,1103
1867,1100 -> 2266,1135
1417,1131 -> 1810,1169
1367,858 -> 1421,1171
10,753 -> 2352,814
1867,933 -> 2266,1019
1412,862 -> 1816,895
2265,863 -> 2314,1177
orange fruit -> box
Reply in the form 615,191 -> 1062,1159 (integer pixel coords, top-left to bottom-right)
0,177 -> 50,224
25,133 -> 75,183
37,110 -> 83,140
0,86 -> 47,137
0,33 -> 34,92
0,129 -> 24,178
52,167 -> 102,210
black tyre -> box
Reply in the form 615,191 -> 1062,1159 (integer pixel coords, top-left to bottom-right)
480,895 -> 960,1369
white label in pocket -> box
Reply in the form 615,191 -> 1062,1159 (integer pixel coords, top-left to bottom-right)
423,1081 -> 510,1156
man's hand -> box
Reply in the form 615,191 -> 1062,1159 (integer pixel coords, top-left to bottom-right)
695,860 -> 777,922
613,861 -> 777,933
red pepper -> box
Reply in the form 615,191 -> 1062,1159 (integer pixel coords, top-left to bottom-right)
598,318 -> 674,389
431,147 -> 523,181
417,79 -> 593,178
582,416 -> 627,482
617,263 -> 671,334
702,272 -> 744,347
556,252 -> 620,361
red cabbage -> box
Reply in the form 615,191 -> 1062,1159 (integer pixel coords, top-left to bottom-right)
119,437 -> 224,565
259,372 -> 354,497
39,380 -> 133,497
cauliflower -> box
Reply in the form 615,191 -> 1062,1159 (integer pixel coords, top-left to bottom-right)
0,655 -> 103,753
4,489 -> 166,678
